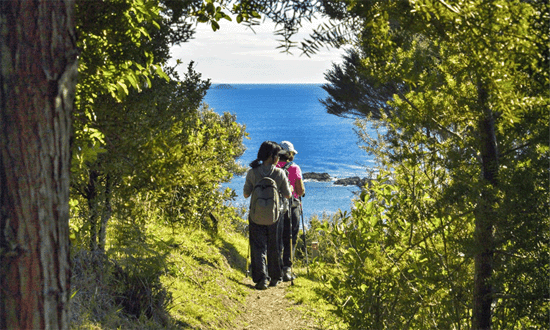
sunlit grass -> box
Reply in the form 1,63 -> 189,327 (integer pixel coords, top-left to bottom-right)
285,265 -> 346,330
155,225 -> 250,329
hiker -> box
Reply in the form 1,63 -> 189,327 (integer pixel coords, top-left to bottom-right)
276,141 -> 305,282
244,141 -> 292,290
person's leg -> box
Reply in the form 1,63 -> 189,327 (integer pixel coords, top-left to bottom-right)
291,205 -> 300,256
281,206 -> 300,281
249,221 -> 270,288
282,208 -> 292,268
267,219 -> 283,286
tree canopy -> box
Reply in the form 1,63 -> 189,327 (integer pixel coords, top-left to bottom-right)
312,0 -> 549,329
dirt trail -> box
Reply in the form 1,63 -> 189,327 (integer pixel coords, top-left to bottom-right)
234,277 -> 319,330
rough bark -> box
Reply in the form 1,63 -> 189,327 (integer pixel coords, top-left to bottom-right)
0,0 -> 77,329
472,80 -> 499,330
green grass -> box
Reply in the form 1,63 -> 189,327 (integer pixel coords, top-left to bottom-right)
70,222 -> 252,329
69,215 -> 344,329
285,266 -> 347,330
159,227 -> 250,329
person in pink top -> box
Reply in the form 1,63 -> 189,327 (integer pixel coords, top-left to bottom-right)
276,141 -> 305,282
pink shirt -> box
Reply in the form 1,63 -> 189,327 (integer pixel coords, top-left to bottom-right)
276,161 -> 302,199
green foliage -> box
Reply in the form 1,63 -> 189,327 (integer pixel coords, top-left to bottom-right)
70,62 -> 247,252
312,0 -> 549,328
192,0 -> 235,31
314,167 -> 474,329
285,265 -> 347,330
110,241 -> 172,322
298,212 -> 348,266
76,0 -> 165,105
144,103 -> 247,229
321,48 -> 401,119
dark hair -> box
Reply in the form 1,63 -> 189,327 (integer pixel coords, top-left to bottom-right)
279,151 -> 291,162
250,141 -> 282,168
282,151 -> 295,162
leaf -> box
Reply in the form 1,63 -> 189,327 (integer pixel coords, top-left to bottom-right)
126,73 -> 139,90
154,64 -> 169,81
205,2 -> 215,15
211,21 -> 220,31
116,81 -> 129,98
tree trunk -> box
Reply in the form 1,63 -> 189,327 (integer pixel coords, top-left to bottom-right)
0,1 -> 77,329
86,170 -> 100,251
98,175 -> 112,254
472,80 -> 499,330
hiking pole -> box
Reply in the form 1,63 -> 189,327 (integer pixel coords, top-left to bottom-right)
289,212 -> 294,286
246,236 -> 250,278
300,198 -> 309,277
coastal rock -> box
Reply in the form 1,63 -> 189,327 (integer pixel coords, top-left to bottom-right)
334,177 -> 370,187
303,172 -> 331,182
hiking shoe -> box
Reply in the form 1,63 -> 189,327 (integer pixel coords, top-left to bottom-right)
255,278 -> 269,290
283,272 -> 296,282
283,273 -> 296,282
282,267 -> 295,282
269,279 -> 281,287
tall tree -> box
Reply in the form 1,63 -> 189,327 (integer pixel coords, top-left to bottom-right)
0,0 -> 77,329
321,48 -> 399,119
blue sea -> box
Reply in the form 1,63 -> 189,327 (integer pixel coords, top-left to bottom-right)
204,84 -> 375,220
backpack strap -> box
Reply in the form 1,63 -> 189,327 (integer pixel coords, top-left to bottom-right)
281,161 -> 293,171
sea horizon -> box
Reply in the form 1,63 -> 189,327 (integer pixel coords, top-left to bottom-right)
210,82 -> 325,87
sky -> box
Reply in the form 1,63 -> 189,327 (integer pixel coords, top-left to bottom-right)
168,18 -> 347,84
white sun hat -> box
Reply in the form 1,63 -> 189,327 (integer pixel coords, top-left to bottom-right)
280,141 -> 298,154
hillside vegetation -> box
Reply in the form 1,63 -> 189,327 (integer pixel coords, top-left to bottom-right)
70,214 -> 250,329
69,209 -> 346,329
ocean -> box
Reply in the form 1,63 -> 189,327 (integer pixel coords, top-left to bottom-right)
204,84 -> 375,220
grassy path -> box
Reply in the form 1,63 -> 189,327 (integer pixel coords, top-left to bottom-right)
234,276 -> 320,330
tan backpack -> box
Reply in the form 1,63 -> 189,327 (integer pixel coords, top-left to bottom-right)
249,176 -> 282,225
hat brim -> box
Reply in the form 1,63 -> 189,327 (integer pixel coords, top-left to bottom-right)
281,150 -> 297,156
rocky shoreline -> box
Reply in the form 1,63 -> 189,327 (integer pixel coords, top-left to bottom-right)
303,172 -> 370,187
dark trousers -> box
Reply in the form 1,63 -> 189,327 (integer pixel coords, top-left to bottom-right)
281,205 -> 300,268
249,218 -> 283,283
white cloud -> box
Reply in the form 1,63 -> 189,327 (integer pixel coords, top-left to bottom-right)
168,17 -> 346,83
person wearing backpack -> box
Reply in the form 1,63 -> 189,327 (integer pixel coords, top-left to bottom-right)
244,141 -> 292,290
276,141 -> 305,282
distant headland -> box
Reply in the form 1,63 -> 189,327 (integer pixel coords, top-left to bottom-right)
213,84 -> 234,89
303,172 -> 370,187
